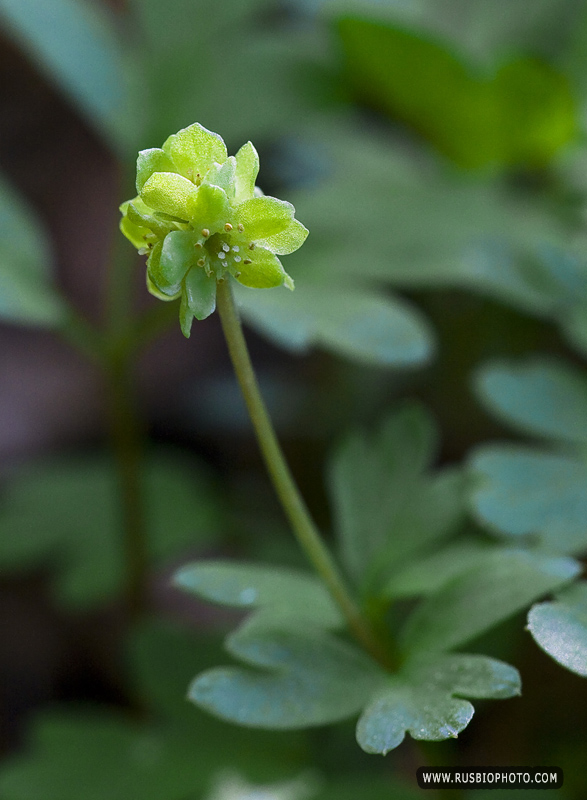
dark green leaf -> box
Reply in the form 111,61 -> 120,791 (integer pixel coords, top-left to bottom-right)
0,174 -> 65,326
0,624 -> 303,799
528,581 -> 587,677
356,654 -> 520,754
0,450 -> 223,608
400,549 -> 580,654
174,561 -> 343,634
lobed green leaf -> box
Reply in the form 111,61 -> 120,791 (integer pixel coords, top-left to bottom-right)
356,654 -> 520,755
190,626 -> 385,729
328,405 -> 464,590
174,560 -> 343,634
235,282 -> 434,368
469,445 -> 587,555
528,581 -> 587,677
400,549 -> 580,655
474,357 -> 587,446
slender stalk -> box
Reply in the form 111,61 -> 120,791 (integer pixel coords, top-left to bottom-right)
216,279 -> 394,670
103,200 -> 149,617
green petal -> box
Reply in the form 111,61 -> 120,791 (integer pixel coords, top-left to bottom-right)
184,266 -> 217,320
140,172 -> 198,220
162,123 -> 227,180
146,271 -> 180,301
156,230 -> 196,290
234,141 -> 259,204
119,202 -> 150,250
236,247 -> 291,289
190,183 -> 230,230
127,199 -> 169,239
258,218 -> 308,255
179,292 -> 195,338
234,196 -> 295,241
207,156 -> 237,198
136,148 -> 177,192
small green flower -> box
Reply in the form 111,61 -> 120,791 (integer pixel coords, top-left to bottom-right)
120,123 -> 308,336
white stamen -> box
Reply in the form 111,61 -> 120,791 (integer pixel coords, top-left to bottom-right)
232,246 -> 239,252
222,243 -> 230,252
234,255 -> 241,263
218,252 -> 226,259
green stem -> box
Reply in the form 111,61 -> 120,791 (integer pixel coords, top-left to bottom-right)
216,279 -> 394,670
104,207 -> 149,618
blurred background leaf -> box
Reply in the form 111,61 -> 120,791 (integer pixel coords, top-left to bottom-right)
0,451 -> 224,608
0,0 -> 140,154
0,174 -> 65,326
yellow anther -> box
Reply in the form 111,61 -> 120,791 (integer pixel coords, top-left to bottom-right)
201,228 -> 210,237
197,258 -> 205,267
248,242 -> 255,250
243,259 -> 252,265
237,223 -> 244,232
224,223 -> 233,231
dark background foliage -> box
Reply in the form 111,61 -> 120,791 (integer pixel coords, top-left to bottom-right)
1,0 -> 587,797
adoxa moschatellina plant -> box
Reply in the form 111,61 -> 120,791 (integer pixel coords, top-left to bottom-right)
121,120 -> 396,653
120,124 -> 521,753
120,122 -> 307,336
120,121 -> 388,663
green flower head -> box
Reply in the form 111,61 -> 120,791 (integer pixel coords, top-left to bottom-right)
120,123 -> 308,337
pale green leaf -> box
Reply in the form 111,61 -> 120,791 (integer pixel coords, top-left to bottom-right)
235,282 -> 434,367
174,560 -> 343,634
528,581 -> 587,677
469,445 -> 587,555
400,549 -> 580,655
190,626 -> 384,729
474,358 -> 587,446
356,654 -> 520,755
383,539 -> 494,599
328,405 -> 464,590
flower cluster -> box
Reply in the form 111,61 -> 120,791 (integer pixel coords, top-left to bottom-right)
120,123 -> 308,336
